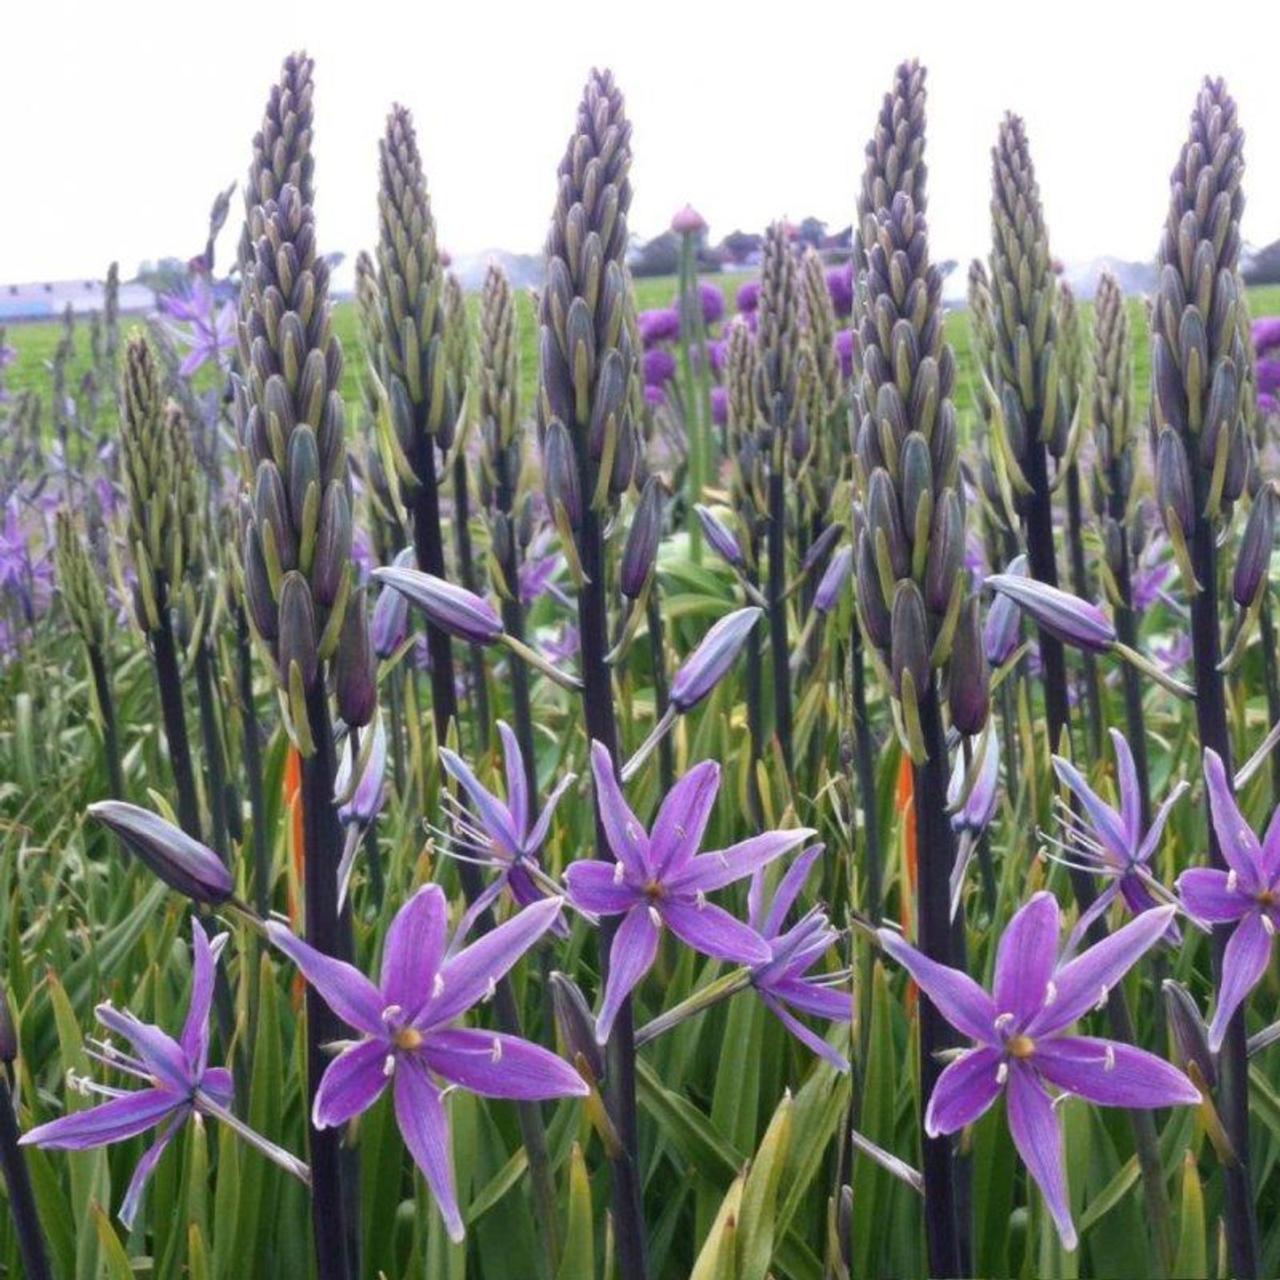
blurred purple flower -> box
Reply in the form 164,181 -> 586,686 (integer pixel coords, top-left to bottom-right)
643,348 -> 677,388
710,384 -> 728,427
643,385 -> 666,409
736,280 -> 760,314
160,274 -> 236,377
671,204 -> 707,236
1253,316 -> 1280,358
826,264 -> 854,318
638,308 -> 680,348
834,329 -> 854,380
1257,358 -> 1280,397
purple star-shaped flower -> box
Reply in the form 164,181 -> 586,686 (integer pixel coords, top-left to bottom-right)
565,742 -> 813,1043
746,844 -> 851,1070
1177,748 -> 1280,1051
1051,729 -> 1187,944
159,274 -> 236,377
879,894 -> 1198,1250
21,924 -> 235,1227
268,888 -> 585,1242
439,722 -> 575,929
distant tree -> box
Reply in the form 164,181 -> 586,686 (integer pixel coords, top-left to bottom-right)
796,217 -> 827,247
1244,238 -> 1280,285
135,257 -> 189,297
630,233 -> 681,277
718,230 -> 762,265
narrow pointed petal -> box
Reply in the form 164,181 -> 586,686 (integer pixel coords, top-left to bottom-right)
198,1068 -> 234,1110
1208,912 -> 1273,1053
118,1113 -> 184,1229
986,574 -> 1115,655
497,722 -> 529,837
1006,1065 -> 1077,1251
1065,882 -> 1121,957
1203,748 -> 1264,891
314,1039 -> 392,1128
649,760 -> 720,877
180,922 -> 221,1076
993,891 -> 1060,1024
770,977 -> 851,1022
564,861 -> 642,915
597,906 -> 661,1044
1261,798 -> 1280,883
1134,781 -> 1189,867
21,1088 -> 178,1150
924,1046 -> 1005,1136
1051,757 -> 1129,864
96,1006 -> 190,1095
423,896 -> 563,1028
877,929 -> 997,1044
440,749 -> 520,859
394,1054 -> 463,1242
1029,906 -> 1177,1037
1177,867 -> 1251,923
381,884 -> 449,1016
1033,1037 -> 1201,1107
759,992 -> 850,1071
265,922 -> 385,1036
1110,730 -> 1142,850
589,740 -> 650,877
524,771 -> 575,855
423,1029 -> 588,1100
669,828 -> 815,895
661,899 -> 770,966
760,843 -> 826,937
372,565 -> 502,647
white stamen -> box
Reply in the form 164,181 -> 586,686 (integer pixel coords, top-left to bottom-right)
1043,981 -> 1057,1007
432,974 -> 445,998
1104,1044 -> 1116,1072
381,1004 -> 403,1023
485,976 -> 497,1002
491,1037 -> 503,1064
648,906 -> 663,930
994,1011 -> 1015,1031
1096,984 -> 1109,1011
626,821 -> 640,843
996,1062 -> 1008,1085
695,890 -> 707,910
717,851 -> 729,867
613,861 -> 625,884
1227,869 -> 1239,892
383,1055 -> 396,1078
1265,915 -> 1277,938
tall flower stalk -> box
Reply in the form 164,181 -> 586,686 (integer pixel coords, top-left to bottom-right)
538,68 -> 648,1280
987,114 -> 1175,1274
850,91 -> 986,1274
1150,77 -> 1259,1276
233,51 -> 371,1280
371,102 -> 559,1266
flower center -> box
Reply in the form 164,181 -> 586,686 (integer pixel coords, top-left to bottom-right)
393,1027 -> 423,1051
1007,1034 -> 1036,1060
644,880 -> 665,902
1258,889 -> 1276,908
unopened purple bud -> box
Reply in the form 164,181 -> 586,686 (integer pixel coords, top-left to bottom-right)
986,574 -> 1116,654
710,384 -> 728,427
1234,487 -> 1275,607
313,482 -> 352,607
801,522 -> 842,578
1156,427 -> 1194,536
815,544 -> 853,614
670,204 -> 708,237
337,718 -> 388,827
550,970 -> 605,1084
670,606 -> 763,712
890,580 -> 930,698
543,419 -> 582,528
89,800 -> 233,904
949,597 -> 990,735
620,477 -> 665,599
982,554 -> 1026,665
695,505 -> 744,569
948,726 -> 1000,836
0,989 -> 16,1064
372,547 -> 414,658
372,565 -> 503,646
278,571 -> 319,689
1162,980 -> 1216,1089
335,585 -> 377,727
243,524 -> 278,641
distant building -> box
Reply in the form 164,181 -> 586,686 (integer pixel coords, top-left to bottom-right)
0,278 -> 153,322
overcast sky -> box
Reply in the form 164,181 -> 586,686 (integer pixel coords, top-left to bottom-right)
5,0 -> 1277,287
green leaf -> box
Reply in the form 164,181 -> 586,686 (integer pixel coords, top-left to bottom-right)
555,1142 -> 594,1280
1173,1151 -> 1206,1279
736,1090 -> 793,1280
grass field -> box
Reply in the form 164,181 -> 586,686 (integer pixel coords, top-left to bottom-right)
6,272 -> 1280,438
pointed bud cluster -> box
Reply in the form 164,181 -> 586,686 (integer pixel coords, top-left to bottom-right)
233,56 -> 355,728
538,69 -> 638,513
118,334 -> 198,633
724,320 -> 763,546
54,509 -> 108,649
753,223 -> 803,451
1151,78 -> 1249,543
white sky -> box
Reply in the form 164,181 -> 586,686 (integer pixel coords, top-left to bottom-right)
5,0 -> 1278,286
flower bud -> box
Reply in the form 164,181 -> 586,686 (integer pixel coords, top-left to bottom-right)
543,419 -> 581,528
312,481 -> 351,606
948,597 -> 990,735
1156,428 -> 1195,535
924,490 -> 964,615
670,204 -> 707,237
335,585 -> 377,727
254,460 -> 296,573
890,580 -> 930,698
856,531 -> 891,649
550,970 -> 605,1085
337,717 -> 388,827
801,521 -> 842,578
983,554 -> 1027,665
867,468 -> 908,581
948,725 -> 1000,836
985,574 -> 1116,654
0,988 -> 16,1064
620,477 -> 664,599
1233,487 -> 1275,607
815,544 -> 853,615
89,800 -> 233,905
372,547 -> 414,658
670,607 -> 763,712
278,571 -> 319,689
372,565 -> 503,646
695,504 -> 744,569
1162,980 -> 1216,1090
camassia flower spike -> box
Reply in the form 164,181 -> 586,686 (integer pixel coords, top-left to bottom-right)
267,889 -> 585,1242
878,894 -> 1199,1250
565,741 -> 813,1043
1177,748 -> 1280,1051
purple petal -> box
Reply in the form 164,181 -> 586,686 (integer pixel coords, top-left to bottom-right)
381,884 -> 449,1017
265,922 -> 385,1037
440,748 -> 520,859
1006,1064 -> 1077,1251
1110,730 -> 1141,850
423,1029 -> 588,1100
993,891 -> 1060,1024
986,574 -> 1115,655
314,1039 -> 392,1128
1260,797 -> 1280,883
877,929 -> 997,1044
1134,780 -> 1189,867
1051,757 -> 1129,864
394,1054 -> 463,1242
1033,1037 -> 1200,1108
118,1112 -> 184,1229
421,896 -> 563,1029
759,992 -> 850,1071
661,898 -> 770,965
95,1005 -> 190,1095
1203,748 -> 1264,892
589,741 -> 651,878
650,760 -> 720,877
1208,911 -> 1273,1053
1029,906 -> 1177,1037
497,722 -> 529,838
769,976 -> 851,1022
758,843 -> 825,937
199,1068 -> 234,1110
180,921 -> 219,1076
564,860 -> 642,915
21,1088 -> 178,1150
1065,882 -> 1121,956
669,828 -> 815,896
1177,867 -> 1251,924
924,1046 -> 1005,1137
597,906 -> 661,1044
525,771 -> 575,856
